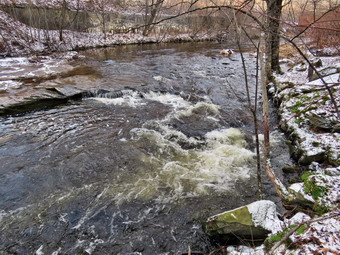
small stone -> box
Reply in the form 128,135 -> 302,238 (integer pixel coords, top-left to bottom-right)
324,167 -> 340,176
332,123 -> 340,133
298,150 -> 326,165
311,58 -> 323,68
282,165 -> 299,173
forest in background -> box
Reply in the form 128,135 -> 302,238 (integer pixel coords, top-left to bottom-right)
0,0 -> 339,57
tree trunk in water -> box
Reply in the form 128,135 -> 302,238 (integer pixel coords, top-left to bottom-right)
265,0 -> 283,78
259,50 -> 289,201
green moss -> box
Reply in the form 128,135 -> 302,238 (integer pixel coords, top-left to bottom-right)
301,171 -> 314,182
302,106 -> 317,113
296,224 -> 307,235
301,95 -> 311,101
320,95 -> 331,105
264,231 -> 286,250
313,203 -> 330,215
295,117 -> 303,125
213,206 -> 253,226
290,101 -> 305,113
269,231 -> 285,242
264,225 -> 299,250
305,179 -> 327,199
301,172 -> 327,200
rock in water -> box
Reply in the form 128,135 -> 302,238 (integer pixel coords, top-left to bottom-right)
220,49 -> 233,56
205,200 -> 282,239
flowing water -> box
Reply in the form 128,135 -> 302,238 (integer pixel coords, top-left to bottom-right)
0,42 -> 292,254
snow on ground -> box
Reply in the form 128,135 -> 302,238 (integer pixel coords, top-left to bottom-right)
0,7 -> 212,57
276,56 -> 340,85
276,208 -> 340,255
268,52 -> 340,255
273,54 -> 340,166
0,0 -> 122,12
226,51 -> 339,255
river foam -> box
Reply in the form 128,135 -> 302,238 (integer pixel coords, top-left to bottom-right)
90,91 -> 256,204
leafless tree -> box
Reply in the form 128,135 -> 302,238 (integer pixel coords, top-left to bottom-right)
142,0 -> 165,35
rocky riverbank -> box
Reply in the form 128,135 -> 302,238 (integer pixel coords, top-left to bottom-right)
206,51 -> 339,254
269,53 -> 340,254
0,51 -> 86,115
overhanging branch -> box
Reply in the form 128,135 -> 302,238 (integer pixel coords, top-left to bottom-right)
127,4 -> 265,33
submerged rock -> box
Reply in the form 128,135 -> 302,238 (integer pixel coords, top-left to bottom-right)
282,165 -> 299,173
205,200 -> 282,239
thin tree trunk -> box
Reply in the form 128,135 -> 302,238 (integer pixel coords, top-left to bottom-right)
254,45 -> 263,200
59,0 -> 67,42
232,8 -> 263,199
143,0 -> 164,36
259,50 -> 289,201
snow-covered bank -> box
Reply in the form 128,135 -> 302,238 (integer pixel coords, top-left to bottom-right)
273,55 -> 339,168
266,53 -> 340,254
0,8 -> 215,57
218,52 -> 340,255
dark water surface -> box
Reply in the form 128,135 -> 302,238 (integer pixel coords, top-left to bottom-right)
0,42 -> 291,254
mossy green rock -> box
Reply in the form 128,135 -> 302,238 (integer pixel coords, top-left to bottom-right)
288,183 -> 315,207
205,200 -> 281,239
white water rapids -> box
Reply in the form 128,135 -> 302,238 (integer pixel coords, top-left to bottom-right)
88,91 -> 255,204
0,42 -> 293,255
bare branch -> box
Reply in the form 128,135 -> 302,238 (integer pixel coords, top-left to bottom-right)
268,211 -> 340,255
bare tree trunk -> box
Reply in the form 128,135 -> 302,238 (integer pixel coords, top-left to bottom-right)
143,0 -> 164,36
254,45 -> 263,200
265,0 -> 283,78
102,12 -> 107,39
59,0 -> 68,42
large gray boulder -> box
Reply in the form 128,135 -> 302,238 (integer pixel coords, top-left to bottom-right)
205,200 -> 282,239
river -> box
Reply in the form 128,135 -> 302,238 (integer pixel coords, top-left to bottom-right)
0,42 -> 293,254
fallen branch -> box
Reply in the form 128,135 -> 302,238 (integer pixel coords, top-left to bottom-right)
268,211 -> 340,255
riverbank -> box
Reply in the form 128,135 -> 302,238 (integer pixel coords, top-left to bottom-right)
268,51 -> 340,254
223,49 -> 339,255
0,8 -> 216,57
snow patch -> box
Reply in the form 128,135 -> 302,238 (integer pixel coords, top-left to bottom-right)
247,200 -> 283,234
35,245 -> 44,255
